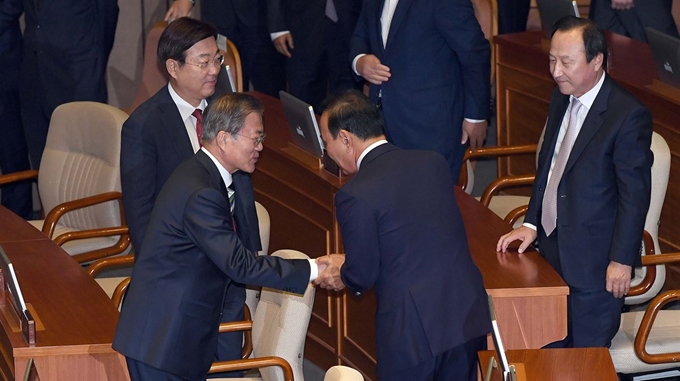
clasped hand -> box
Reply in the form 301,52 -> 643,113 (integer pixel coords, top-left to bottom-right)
314,254 -> 346,291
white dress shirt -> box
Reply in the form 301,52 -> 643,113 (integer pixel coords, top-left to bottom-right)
168,83 -> 207,153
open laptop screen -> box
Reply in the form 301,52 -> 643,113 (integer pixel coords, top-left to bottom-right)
279,91 -> 325,158
537,0 -> 580,39
488,295 -> 511,377
646,27 -> 680,88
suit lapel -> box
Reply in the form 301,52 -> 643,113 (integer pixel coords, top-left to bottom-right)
563,76 -> 611,175
536,94 -> 570,185
385,0 -> 414,50
158,90 -> 195,159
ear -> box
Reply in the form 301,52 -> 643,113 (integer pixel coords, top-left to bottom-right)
166,59 -> 179,79
338,130 -> 352,152
593,52 -> 604,71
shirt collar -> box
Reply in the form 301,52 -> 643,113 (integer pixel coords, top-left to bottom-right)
572,71 -> 605,109
201,147 -> 233,188
357,140 -> 388,170
168,83 -> 208,121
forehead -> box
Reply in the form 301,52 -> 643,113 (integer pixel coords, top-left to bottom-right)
549,29 -> 586,58
186,37 -> 218,58
240,112 -> 264,134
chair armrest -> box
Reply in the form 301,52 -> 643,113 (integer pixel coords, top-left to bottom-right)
459,144 -> 538,192
479,174 -> 535,207
53,226 -> 131,263
218,304 -> 254,359
209,356 -> 294,381
87,254 -> 135,277
503,205 -> 528,227
633,289 -> 680,364
43,191 -> 125,237
112,277 -> 131,308
628,231 -> 657,297
0,170 -> 39,185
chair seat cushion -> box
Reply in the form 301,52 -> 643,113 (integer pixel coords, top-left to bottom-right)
28,220 -> 121,256
610,310 -> 680,374
475,195 -> 529,228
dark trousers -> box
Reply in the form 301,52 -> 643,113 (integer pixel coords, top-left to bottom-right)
0,53 -> 32,219
381,335 -> 487,381
497,0 -> 531,34
589,0 -> 679,42
539,228 -> 624,348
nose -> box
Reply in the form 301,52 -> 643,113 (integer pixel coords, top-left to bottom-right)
208,62 -> 220,75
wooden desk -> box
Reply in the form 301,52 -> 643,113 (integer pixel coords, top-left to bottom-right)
478,348 -> 618,381
0,207 -> 128,380
494,31 -> 680,261
251,93 -> 568,381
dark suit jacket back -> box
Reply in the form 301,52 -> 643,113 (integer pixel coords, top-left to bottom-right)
114,151 -> 310,380
335,143 -> 491,376
526,75 -> 652,289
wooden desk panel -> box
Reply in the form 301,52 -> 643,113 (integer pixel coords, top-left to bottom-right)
478,347 -> 618,381
0,211 -> 127,380
495,31 -> 680,260
252,92 -> 568,381
0,207 -> 49,244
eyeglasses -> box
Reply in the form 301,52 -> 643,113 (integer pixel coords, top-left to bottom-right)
236,133 -> 266,146
183,55 -> 225,71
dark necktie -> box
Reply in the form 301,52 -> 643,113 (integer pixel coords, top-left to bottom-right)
326,0 -> 338,22
541,98 -> 583,236
192,109 -> 203,147
228,182 -> 237,232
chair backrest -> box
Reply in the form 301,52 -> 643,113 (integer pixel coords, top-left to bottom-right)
324,365 -> 364,381
626,131 -> 671,305
253,249 -> 315,381
224,38 -> 243,92
127,21 -> 169,113
38,102 -> 129,231
255,201 -> 270,256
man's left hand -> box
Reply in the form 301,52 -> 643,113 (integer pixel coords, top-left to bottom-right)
606,260 -> 632,298
314,254 -> 346,291
462,120 -> 487,149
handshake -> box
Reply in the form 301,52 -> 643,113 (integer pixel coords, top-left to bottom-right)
313,254 -> 346,291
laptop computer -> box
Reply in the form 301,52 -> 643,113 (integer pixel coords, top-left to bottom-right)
536,0 -> 580,39
215,64 -> 236,95
279,91 -> 325,159
646,27 -> 680,88
486,296 -> 516,381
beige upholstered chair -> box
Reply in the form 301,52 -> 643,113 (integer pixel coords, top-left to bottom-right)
324,366 -> 364,381
209,249 -> 316,381
0,102 -> 131,264
609,233 -> 680,379
246,201 -> 271,318
625,132 -> 670,307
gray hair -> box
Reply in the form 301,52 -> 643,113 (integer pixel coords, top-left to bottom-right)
202,93 -> 264,143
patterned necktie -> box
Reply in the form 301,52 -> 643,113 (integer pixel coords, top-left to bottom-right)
192,108 -> 203,147
227,183 -> 236,215
541,98 -> 583,236
325,0 -> 338,22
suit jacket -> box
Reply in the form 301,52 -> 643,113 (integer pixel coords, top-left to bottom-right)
525,75 -> 652,290
589,0 -> 679,42
349,0 -> 490,177
114,150 -> 311,380
335,143 -> 491,377
0,0 -> 118,109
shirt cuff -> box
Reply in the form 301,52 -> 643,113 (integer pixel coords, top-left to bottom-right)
271,31 -> 289,41
307,259 -> 318,281
523,222 -> 537,231
352,54 -> 366,76
464,118 -> 485,123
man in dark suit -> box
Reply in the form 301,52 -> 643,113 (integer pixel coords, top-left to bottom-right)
114,93 -> 323,381
267,0 -> 362,111
0,0 -> 118,169
498,16 -> 652,348
349,0 -> 491,180
589,0 -> 679,42
315,90 -> 491,381
165,0 -> 286,97
0,0 -> 31,219
120,18 -> 256,377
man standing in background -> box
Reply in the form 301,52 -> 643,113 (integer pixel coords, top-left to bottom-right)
589,0 -> 679,42
349,0 -> 491,180
0,0 -> 118,169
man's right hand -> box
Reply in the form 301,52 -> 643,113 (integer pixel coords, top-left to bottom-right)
357,55 -> 391,85
165,0 -> 193,22
273,33 -> 294,58
497,226 -> 537,254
